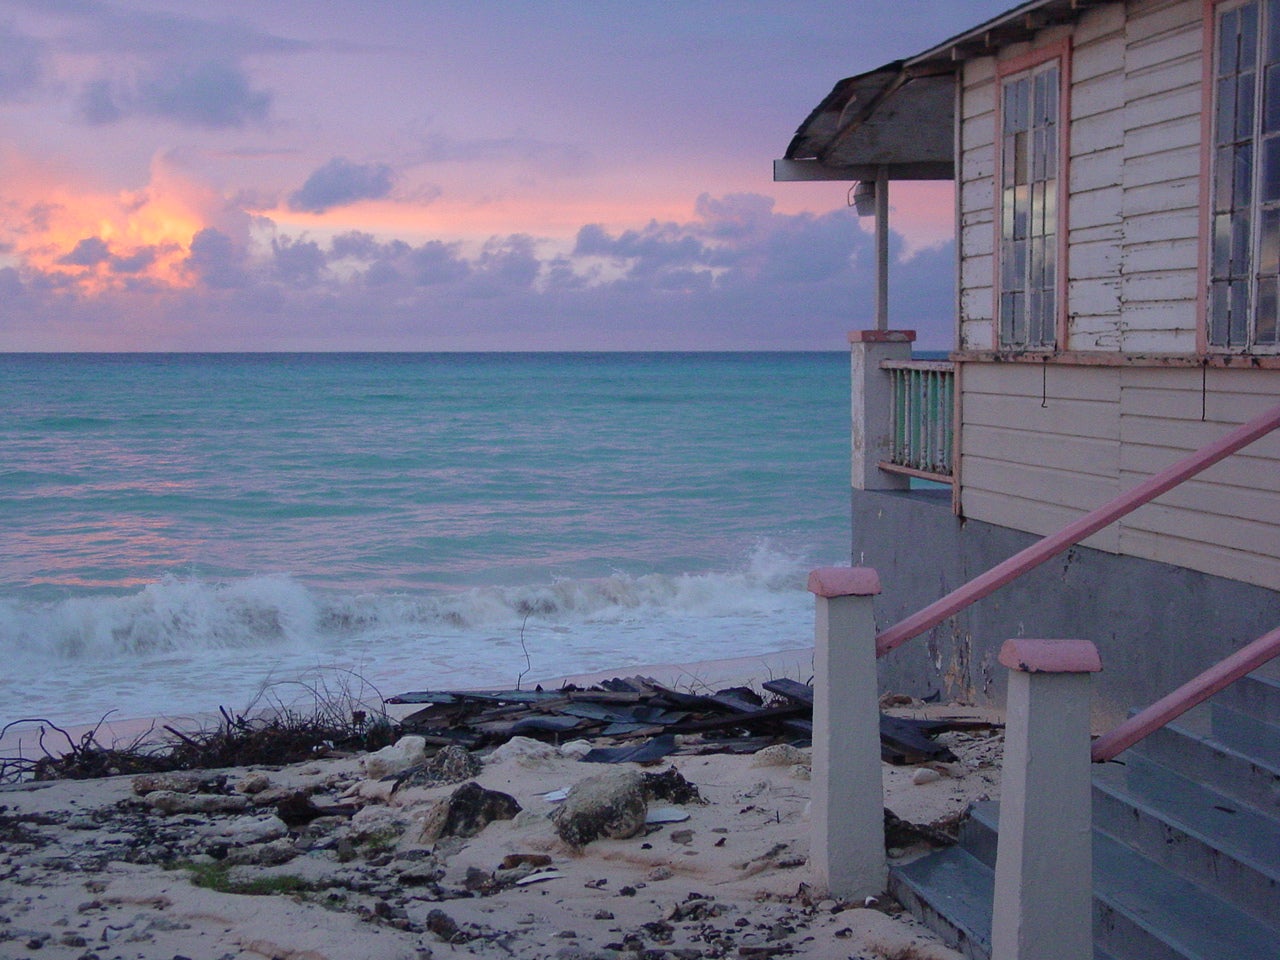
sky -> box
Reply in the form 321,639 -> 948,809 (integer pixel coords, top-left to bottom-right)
0,0 -> 1014,352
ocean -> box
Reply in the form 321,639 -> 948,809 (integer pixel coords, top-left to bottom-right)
0,352 -> 851,732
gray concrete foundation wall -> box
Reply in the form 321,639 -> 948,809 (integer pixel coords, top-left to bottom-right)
853,489 -> 1280,724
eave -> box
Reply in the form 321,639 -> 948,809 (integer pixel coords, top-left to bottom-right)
775,0 -> 1112,183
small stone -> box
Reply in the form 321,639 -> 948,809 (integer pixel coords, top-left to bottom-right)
647,866 -> 673,881
911,767 -> 942,785
234,773 -> 272,795
670,828 -> 694,845
593,909 -> 615,920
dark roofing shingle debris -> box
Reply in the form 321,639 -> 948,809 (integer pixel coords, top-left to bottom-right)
387,676 -> 995,765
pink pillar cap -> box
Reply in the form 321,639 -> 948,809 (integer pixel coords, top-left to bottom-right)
999,639 -> 1102,674
807,567 -> 882,598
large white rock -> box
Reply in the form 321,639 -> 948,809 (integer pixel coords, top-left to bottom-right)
359,735 -> 428,778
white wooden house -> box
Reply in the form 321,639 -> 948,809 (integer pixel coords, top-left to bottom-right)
777,0 -> 1280,717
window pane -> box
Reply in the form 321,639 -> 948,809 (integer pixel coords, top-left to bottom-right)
1266,64 -> 1280,131
1014,184 -> 1029,239
1236,142 -> 1255,208
1213,212 -> 1235,277
1014,131 -> 1029,184
1043,67 -> 1058,122
1263,135 -> 1280,200
1221,8 -> 1240,77
1209,280 -> 1232,345
1244,3 -> 1260,71
1218,76 -> 1239,145
1233,210 -> 1253,275
1239,69 -> 1258,139
1269,0 -> 1280,64
1257,277 -> 1279,343
1216,145 -> 1236,211
1231,277 -> 1251,344
1262,207 -> 1280,273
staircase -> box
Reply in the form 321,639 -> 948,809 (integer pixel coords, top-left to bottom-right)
888,673 -> 1280,960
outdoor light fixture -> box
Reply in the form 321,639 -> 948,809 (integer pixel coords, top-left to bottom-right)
850,180 -> 877,217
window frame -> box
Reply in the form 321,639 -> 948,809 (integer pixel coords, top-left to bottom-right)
1201,0 -> 1280,355
992,39 -> 1072,353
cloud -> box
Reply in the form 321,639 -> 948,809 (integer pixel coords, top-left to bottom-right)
183,227 -> 247,289
288,158 -> 396,214
1,192 -> 957,352
74,78 -> 123,124
57,236 -> 111,267
136,60 -> 271,128
0,21 -> 46,100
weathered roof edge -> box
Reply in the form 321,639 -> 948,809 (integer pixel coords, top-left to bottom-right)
778,0 -> 1115,178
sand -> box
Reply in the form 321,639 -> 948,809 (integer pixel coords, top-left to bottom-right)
0,652 -> 1003,960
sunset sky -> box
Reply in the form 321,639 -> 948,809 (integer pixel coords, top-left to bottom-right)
0,0 -> 1013,351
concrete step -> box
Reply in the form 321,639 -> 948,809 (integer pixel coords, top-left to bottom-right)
1211,699 -> 1280,766
1126,720 -> 1280,817
926,801 -> 1280,960
1214,673 -> 1280,725
1092,758 -> 1280,928
888,846 -> 993,960
1092,830 -> 1280,960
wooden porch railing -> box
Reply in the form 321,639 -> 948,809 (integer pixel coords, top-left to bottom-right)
879,359 -> 955,483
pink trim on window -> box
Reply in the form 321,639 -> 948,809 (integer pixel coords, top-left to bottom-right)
991,36 -> 1073,352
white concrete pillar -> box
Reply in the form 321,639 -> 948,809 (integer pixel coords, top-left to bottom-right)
849,329 -> 915,492
807,566 -> 884,901
991,639 -> 1102,960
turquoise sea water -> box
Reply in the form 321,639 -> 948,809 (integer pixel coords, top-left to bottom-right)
0,353 -> 850,729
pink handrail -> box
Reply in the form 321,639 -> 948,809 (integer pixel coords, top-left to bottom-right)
875,402 -> 1280,658
1091,624 -> 1280,762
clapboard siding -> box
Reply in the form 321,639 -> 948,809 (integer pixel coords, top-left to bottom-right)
1118,526 -> 1280,589
956,357 -> 1279,588
941,0 -> 1279,590
961,487 -> 1122,551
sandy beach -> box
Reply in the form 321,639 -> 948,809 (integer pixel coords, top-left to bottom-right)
0,653 -> 1003,960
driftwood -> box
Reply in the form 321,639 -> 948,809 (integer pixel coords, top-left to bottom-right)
388,677 -> 997,765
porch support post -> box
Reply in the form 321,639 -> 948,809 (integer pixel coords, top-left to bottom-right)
991,639 -> 1102,960
849,329 -> 915,491
807,566 -> 884,901
875,168 -> 890,331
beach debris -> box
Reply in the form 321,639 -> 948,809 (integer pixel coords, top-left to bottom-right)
551,768 -> 649,847
388,675 -> 991,767
646,806 -> 691,824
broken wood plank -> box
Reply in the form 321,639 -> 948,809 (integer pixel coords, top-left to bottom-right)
761,678 -> 814,705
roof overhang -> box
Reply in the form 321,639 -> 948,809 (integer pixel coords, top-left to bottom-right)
775,0 -> 1112,183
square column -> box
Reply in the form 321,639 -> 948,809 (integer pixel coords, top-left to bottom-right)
849,329 -> 915,491
808,566 -> 884,900
992,638 -> 1102,960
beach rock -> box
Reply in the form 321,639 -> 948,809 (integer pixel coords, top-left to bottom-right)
234,772 -> 272,795
486,736 -> 560,768
131,772 -> 221,796
417,781 -> 521,841
222,838 -> 300,867
643,766 -> 703,805
393,745 -> 481,791
202,813 -> 289,847
551,769 -> 647,847
361,735 -> 428,778
144,790 -> 250,815
750,743 -> 810,769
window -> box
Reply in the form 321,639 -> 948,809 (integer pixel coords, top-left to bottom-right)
998,60 -> 1061,350
1210,0 -> 1280,350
